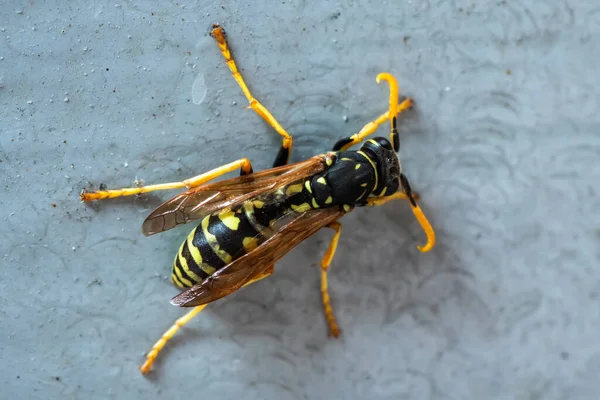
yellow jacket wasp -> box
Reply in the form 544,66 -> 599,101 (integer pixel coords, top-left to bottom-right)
80,24 -> 435,374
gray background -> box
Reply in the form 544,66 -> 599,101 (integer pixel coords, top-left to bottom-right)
1,0 -> 599,399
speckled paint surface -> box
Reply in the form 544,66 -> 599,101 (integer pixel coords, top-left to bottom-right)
1,1 -> 599,399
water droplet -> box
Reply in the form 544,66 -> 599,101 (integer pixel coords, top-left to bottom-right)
192,73 -> 207,105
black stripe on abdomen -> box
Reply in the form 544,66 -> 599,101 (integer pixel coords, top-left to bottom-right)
207,209 -> 262,259
172,255 -> 196,288
181,240 -> 211,281
191,224 -> 227,271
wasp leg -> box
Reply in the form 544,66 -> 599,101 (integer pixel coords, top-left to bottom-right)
376,73 -> 401,152
365,192 -> 410,205
333,99 -> 413,151
366,191 -> 435,253
80,158 -> 253,201
320,221 -> 343,337
139,264 -> 274,375
139,304 -> 207,374
211,24 -> 292,167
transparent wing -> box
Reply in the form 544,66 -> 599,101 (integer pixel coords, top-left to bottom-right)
170,206 -> 347,307
142,156 -> 328,236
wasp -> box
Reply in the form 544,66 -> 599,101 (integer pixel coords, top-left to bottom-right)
80,24 -> 436,374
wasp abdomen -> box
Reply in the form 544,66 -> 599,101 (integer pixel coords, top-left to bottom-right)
171,195 -> 300,289
172,202 -> 266,288
171,176 -> 331,289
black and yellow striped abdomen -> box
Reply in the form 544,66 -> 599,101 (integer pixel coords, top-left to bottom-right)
171,202 -> 261,288
171,177 -> 319,289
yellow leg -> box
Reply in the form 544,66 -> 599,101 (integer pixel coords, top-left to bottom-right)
139,264 -> 274,374
211,24 -> 292,167
365,192 -> 410,206
376,72 -> 401,151
334,100 -> 414,151
321,222 -> 343,337
139,304 -> 207,374
366,192 -> 436,253
80,158 -> 253,201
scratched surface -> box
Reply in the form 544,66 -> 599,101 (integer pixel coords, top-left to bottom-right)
1,0 -> 599,399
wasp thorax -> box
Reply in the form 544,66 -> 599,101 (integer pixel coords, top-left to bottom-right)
311,151 -> 378,206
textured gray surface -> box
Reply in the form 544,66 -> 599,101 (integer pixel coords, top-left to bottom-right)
1,0 -> 599,399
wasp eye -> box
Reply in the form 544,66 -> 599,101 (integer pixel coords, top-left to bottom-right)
372,137 -> 393,150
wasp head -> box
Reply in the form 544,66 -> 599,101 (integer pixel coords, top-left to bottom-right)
359,137 -> 401,197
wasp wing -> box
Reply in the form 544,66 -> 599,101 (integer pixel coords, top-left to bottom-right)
170,206 -> 346,307
142,156 -> 328,236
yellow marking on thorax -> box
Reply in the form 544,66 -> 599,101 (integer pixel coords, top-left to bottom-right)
378,187 -> 387,197
325,196 -> 333,204
311,198 -> 320,208
285,183 -> 303,196
361,183 -> 368,187
253,200 -> 265,208
357,150 -> 378,191
291,203 -> 312,213
358,188 -> 368,201
304,180 -> 312,193
317,177 -> 327,185
201,216 -> 233,264
325,154 -> 334,166
243,236 -> 259,252
218,209 -> 241,230
343,204 -> 351,212
355,164 -> 361,170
